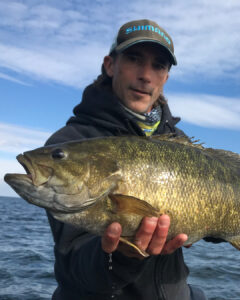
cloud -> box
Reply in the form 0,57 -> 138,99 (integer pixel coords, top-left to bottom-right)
0,123 -> 50,197
0,72 -> 29,85
0,42 -> 106,88
0,159 -> 24,197
0,122 -> 50,155
169,93 -> 240,130
0,0 -> 239,87
0,123 -> 51,196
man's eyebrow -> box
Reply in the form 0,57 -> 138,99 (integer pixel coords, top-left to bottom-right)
123,49 -> 143,56
155,56 -> 169,64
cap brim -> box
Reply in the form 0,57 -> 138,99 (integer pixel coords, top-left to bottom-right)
114,38 -> 177,65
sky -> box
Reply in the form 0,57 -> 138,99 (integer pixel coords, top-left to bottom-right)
0,0 -> 240,196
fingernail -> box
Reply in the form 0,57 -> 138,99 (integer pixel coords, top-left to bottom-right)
109,224 -> 120,236
182,234 -> 188,242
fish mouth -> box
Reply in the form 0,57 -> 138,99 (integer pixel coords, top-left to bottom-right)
4,172 -> 33,185
17,154 -> 34,181
16,153 -> 53,186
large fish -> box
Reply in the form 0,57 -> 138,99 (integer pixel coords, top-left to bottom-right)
4,135 -> 240,256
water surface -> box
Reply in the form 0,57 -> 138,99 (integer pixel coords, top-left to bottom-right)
0,196 -> 239,299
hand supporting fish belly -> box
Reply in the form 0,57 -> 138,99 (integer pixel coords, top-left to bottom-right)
4,135 -> 240,258
102,215 -> 188,258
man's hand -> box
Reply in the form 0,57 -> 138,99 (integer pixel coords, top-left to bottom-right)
101,215 -> 188,258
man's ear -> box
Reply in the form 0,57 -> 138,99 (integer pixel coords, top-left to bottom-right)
103,55 -> 114,77
166,73 -> 169,82
164,73 -> 169,84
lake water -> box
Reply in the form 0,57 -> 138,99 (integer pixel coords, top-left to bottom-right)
0,196 -> 239,299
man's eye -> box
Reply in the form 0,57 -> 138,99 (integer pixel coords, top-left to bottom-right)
153,63 -> 165,70
126,54 -> 139,62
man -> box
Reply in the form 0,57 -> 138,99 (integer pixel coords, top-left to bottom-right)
46,19 -> 207,299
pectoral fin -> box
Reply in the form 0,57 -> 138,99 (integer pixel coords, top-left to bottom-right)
119,237 -> 149,258
109,194 -> 159,217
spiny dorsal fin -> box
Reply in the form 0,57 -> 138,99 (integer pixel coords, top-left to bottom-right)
150,134 -> 205,150
151,134 -> 240,167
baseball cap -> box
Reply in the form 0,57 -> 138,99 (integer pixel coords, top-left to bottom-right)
109,19 -> 177,65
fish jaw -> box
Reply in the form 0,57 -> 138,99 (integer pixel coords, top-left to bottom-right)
4,172 -> 98,213
4,173 -> 56,210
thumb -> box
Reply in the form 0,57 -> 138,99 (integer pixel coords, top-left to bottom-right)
101,222 -> 122,253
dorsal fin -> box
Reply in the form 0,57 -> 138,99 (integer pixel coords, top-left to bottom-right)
151,134 -> 240,173
150,134 -> 205,150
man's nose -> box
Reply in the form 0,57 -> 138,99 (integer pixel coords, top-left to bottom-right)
137,61 -> 153,83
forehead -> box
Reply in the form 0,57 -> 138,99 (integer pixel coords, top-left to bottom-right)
122,42 -> 171,62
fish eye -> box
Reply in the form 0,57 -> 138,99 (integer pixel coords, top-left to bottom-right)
51,148 -> 65,159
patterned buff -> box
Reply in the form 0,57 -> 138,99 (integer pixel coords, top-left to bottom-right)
143,105 -> 162,123
122,104 -> 162,136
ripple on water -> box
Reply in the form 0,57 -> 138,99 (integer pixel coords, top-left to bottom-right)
184,240 -> 240,300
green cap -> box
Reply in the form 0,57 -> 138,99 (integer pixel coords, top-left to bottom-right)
109,19 -> 177,65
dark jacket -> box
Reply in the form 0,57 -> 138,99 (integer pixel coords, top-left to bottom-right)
46,83 -> 191,300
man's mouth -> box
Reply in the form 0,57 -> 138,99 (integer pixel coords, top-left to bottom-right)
130,87 -> 151,96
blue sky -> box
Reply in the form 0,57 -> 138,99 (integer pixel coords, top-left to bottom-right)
1,0 -> 240,196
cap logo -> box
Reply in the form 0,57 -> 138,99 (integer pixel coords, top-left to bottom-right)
125,25 -> 171,45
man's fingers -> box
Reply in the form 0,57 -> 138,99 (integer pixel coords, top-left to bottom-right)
147,215 -> 170,255
101,222 -> 122,253
161,233 -> 188,255
134,217 -> 158,250
135,215 -> 187,256
101,218 -> 188,257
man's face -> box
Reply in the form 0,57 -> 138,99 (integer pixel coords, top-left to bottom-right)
104,43 -> 170,113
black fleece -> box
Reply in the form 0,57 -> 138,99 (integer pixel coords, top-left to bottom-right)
45,83 -> 191,300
